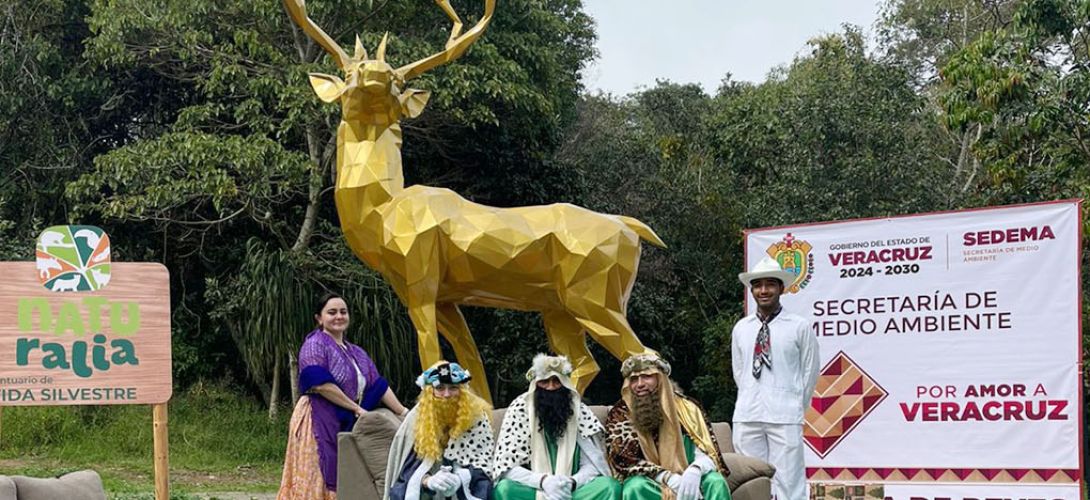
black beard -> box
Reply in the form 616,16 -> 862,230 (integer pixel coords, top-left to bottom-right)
534,387 -> 574,438
631,389 -> 664,435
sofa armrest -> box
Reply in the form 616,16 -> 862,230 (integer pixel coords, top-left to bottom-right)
720,452 -> 775,492
0,475 -> 16,499
9,470 -> 106,500
339,431 -> 380,500
337,408 -> 403,500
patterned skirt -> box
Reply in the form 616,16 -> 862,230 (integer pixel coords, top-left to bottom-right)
278,396 -> 337,500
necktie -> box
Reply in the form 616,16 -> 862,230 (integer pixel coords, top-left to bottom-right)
753,307 -> 780,379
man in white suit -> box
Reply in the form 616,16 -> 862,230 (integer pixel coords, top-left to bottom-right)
731,257 -> 820,500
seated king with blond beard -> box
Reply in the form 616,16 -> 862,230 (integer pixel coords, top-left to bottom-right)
605,354 -> 732,500
385,361 -> 495,500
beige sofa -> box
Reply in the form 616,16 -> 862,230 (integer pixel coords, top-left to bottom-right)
0,470 -> 106,500
338,406 -> 774,500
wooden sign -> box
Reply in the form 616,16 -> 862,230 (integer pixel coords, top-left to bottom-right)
0,262 -> 172,405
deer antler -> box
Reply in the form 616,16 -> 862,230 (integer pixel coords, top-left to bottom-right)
283,0 -> 350,69
396,0 -> 496,81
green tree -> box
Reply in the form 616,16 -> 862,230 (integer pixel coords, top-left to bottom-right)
878,0 -> 1020,84
878,0 -> 1023,202
0,0 -> 124,260
940,0 -> 1090,203
711,29 -> 954,227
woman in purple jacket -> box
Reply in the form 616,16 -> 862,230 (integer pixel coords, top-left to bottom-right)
279,293 -> 409,499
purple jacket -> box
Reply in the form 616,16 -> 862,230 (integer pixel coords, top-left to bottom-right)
298,328 -> 389,491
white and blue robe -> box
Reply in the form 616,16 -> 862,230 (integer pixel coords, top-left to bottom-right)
384,407 -> 494,500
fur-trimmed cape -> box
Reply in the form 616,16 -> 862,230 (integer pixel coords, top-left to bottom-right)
385,406 -> 494,500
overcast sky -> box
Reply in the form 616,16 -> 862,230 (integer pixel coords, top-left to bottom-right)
581,0 -> 883,96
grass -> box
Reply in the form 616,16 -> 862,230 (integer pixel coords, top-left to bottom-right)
0,380 -> 288,497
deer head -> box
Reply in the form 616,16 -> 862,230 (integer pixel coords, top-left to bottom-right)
284,0 -> 495,123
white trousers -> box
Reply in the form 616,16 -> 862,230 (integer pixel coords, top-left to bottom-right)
731,422 -> 807,500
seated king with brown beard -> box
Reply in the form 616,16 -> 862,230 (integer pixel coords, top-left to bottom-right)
605,354 -> 732,500
491,354 -> 621,500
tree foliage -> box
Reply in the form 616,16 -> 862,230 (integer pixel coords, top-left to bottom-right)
940,0 -> 1090,202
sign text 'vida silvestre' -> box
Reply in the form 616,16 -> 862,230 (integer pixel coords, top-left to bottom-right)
14,296 -> 140,377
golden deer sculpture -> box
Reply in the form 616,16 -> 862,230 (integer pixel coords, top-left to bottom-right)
285,0 -> 664,402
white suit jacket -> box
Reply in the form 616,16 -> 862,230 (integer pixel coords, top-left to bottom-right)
731,311 -> 820,424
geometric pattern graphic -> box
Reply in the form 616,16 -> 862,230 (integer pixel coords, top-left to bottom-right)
36,225 -> 111,292
804,351 -> 888,458
806,466 -> 1082,484
809,483 -> 884,500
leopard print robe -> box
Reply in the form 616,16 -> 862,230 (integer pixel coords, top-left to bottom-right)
604,393 -> 729,481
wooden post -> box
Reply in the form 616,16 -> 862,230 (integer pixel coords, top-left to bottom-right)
153,403 -> 169,500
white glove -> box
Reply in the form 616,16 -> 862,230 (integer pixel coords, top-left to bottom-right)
427,471 -> 460,496
542,475 -> 574,500
443,473 -> 463,498
664,472 -> 682,492
677,467 -> 703,500
571,469 -> 596,489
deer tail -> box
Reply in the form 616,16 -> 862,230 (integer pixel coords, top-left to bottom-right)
617,216 -> 667,248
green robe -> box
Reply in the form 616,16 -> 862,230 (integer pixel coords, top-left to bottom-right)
619,436 -> 731,500
494,432 -> 621,500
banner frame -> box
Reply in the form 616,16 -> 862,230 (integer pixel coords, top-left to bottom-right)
740,198 -> 1085,497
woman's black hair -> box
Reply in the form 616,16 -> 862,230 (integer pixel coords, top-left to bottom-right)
314,292 -> 345,317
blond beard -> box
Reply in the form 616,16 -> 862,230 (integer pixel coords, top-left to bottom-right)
412,388 -> 488,461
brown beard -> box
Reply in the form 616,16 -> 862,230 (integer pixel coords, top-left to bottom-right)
631,388 -> 664,435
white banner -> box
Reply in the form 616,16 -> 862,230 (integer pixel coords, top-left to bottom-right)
743,201 -> 1084,496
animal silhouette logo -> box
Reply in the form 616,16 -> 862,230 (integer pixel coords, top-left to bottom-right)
36,225 -> 112,292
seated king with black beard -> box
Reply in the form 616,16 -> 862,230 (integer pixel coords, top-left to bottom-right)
605,354 -> 732,500
491,354 -> 621,500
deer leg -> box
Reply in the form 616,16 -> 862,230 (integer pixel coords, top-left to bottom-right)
572,310 -> 659,376
399,229 -> 445,373
406,299 -> 442,372
542,310 -> 598,394
562,274 -> 654,362
435,303 -> 492,405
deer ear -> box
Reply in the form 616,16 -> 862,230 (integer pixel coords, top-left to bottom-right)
308,73 -> 347,103
399,89 -> 431,118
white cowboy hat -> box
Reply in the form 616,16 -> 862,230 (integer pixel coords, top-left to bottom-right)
738,256 -> 797,287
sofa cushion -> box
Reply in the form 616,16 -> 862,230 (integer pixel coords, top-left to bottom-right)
588,405 -> 609,423
710,422 -> 735,453
720,452 -> 776,491
10,470 -> 106,500
352,408 -> 403,488
0,475 -> 16,499
492,408 -> 506,439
